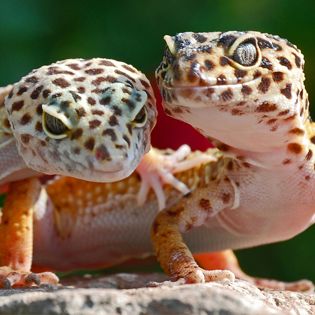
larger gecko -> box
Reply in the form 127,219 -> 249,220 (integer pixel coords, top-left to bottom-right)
154,31 -> 315,284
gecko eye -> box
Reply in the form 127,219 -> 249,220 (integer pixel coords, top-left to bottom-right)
232,41 -> 258,66
228,36 -> 261,69
132,106 -> 147,127
42,112 -> 69,139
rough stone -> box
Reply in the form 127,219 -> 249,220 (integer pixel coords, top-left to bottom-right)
0,273 -> 314,315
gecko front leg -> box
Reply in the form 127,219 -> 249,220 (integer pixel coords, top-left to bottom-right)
151,180 -> 235,283
0,178 -> 58,288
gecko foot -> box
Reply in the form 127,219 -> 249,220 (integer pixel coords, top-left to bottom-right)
0,267 -> 59,288
181,268 -> 235,284
137,145 -> 217,210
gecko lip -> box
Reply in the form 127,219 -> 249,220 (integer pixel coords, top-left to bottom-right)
161,77 -> 261,91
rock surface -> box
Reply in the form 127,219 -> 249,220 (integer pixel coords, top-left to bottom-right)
0,273 -> 314,315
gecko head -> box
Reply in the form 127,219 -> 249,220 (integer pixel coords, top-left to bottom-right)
156,31 -> 308,152
5,58 -> 157,182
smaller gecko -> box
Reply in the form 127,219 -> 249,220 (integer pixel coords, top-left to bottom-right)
0,58 -> 209,209
154,31 -> 315,285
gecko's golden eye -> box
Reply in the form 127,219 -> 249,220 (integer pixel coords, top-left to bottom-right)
132,106 -> 147,127
42,111 -> 69,139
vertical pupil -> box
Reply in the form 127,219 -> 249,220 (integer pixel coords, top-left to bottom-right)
234,42 -> 257,66
45,114 -> 67,134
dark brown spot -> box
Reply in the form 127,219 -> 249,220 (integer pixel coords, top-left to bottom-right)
272,72 -> 284,82
52,78 -> 70,88
287,142 -> 302,154
231,108 -> 244,116
21,134 -> 30,144
25,76 -> 38,83
204,59 -> 214,70
69,91 -> 81,102
218,34 -> 237,48
17,86 -> 28,96
35,121 -> 43,132
293,53 -> 301,68
289,128 -> 304,136
217,143 -> 230,152
100,96 -> 111,105
257,38 -> 273,49
11,100 -> 24,112
267,118 -> 277,125
3,118 -> 10,128
123,134 -> 131,147
305,149 -> 313,161
71,128 -> 83,140
199,198 -> 212,211
261,57 -> 273,70
217,74 -> 227,85
95,145 -> 111,161
253,71 -> 262,79
234,69 -> 247,80
258,77 -> 271,93
112,106 -> 122,116
193,33 -> 207,43
99,60 -> 115,67
241,85 -> 252,95
221,89 -> 233,102
73,147 -> 81,155
310,136 -> 315,145
114,69 -> 136,83
85,68 -> 104,75
36,104 -> 43,115
278,109 -> 290,116
89,119 -> 101,129
278,57 -> 292,69
92,77 -> 107,86
109,115 -> 118,126
122,64 -> 137,73
280,84 -> 292,99
103,128 -> 117,141
222,193 -> 231,204
305,175 -> 311,181
256,102 -> 277,112
140,79 -> 150,89
88,97 -> 96,105
74,77 -> 86,82
84,138 -> 95,151
77,86 -> 85,93
219,56 -> 229,66
67,63 -> 81,70
42,89 -> 51,98
30,85 -> 44,99
282,158 -> 291,165
20,113 -> 31,125
91,109 -> 104,116
76,107 -> 86,117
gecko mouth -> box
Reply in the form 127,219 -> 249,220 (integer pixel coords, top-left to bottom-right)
161,76 -> 261,91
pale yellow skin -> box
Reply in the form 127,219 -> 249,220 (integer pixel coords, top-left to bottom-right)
154,31 -> 315,286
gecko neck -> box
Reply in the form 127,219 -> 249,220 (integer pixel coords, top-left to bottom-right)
213,115 -> 314,170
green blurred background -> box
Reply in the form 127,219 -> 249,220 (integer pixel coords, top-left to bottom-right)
0,0 -> 315,282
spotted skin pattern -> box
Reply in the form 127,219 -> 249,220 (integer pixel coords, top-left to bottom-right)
154,31 -> 315,285
0,58 -> 156,183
